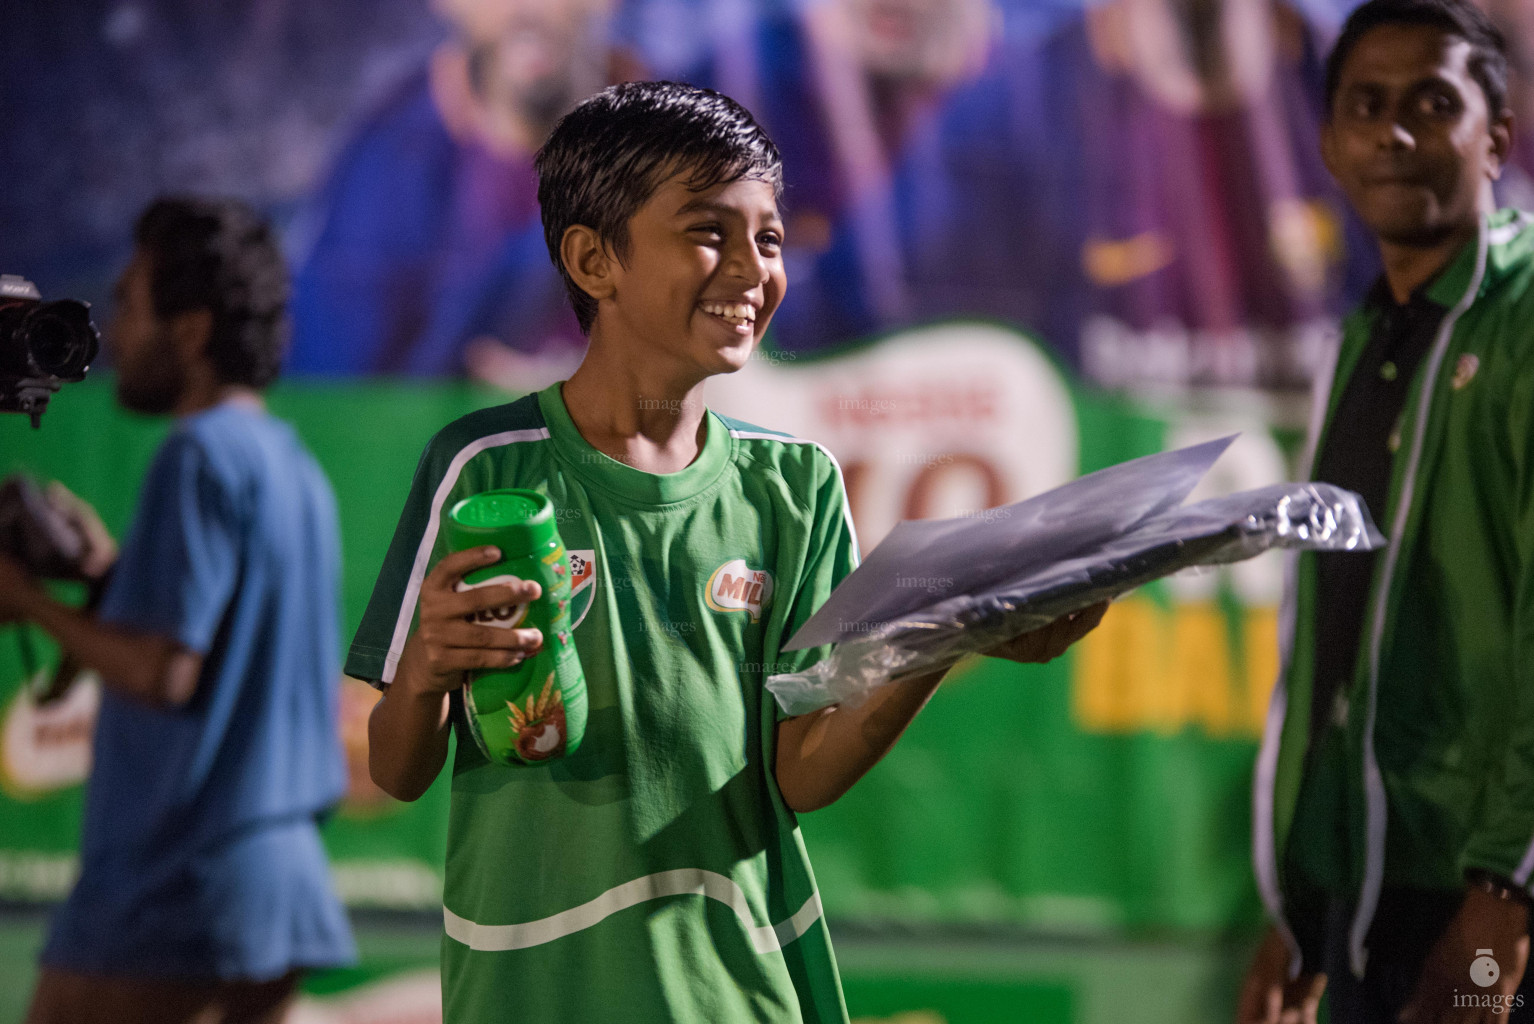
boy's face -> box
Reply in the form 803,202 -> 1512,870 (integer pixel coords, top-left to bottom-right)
602,171 -> 785,376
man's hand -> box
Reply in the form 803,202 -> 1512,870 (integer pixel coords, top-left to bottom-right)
0,481 -> 114,623
1237,925 -> 1326,1024
392,546 -> 546,698
1398,886 -> 1529,1024
984,601 -> 1109,665
44,483 -> 116,582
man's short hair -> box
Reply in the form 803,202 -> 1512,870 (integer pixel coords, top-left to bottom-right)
1325,0 -> 1510,117
535,81 -> 784,334
133,197 -> 290,389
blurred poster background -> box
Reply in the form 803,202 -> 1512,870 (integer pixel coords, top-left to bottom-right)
3,0 -> 1392,391
6,0 -> 1534,1021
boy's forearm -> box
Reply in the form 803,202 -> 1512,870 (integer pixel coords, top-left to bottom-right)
367,667 -> 453,802
773,667 -> 946,813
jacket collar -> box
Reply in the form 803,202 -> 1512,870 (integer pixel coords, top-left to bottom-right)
1427,208 -> 1532,308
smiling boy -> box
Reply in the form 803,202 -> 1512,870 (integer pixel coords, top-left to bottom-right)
351,82 -> 1101,1023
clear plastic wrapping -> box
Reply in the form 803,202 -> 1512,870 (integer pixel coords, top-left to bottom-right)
766,438 -> 1384,716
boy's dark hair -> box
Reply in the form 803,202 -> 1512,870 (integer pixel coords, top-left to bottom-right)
536,81 -> 784,334
1325,0 -> 1509,117
134,196 -> 290,389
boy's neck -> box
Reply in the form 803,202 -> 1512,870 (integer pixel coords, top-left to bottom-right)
561,361 -> 711,476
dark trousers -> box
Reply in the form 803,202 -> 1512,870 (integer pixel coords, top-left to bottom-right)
1321,889 -> 1534,1023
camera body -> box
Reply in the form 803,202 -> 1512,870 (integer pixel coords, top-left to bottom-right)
0,275 -> 100,428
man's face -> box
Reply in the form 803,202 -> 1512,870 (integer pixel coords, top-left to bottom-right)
599,172 -> 786,378
435,0 -> 612,123
1323,23 -> 1509,248
107,252 -> 184,415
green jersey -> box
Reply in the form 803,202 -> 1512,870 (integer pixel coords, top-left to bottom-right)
348,382 -> 859,1023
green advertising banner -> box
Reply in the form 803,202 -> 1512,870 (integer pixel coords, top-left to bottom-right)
0,323 -> 1296,939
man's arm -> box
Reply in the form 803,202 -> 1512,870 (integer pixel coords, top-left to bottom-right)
774,603 -> 1107,813
1399,368 -> 1534,1023
367,546 -> 546,801
0,553 -> 202,707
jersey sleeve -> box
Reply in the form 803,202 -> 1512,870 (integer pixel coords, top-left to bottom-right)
767,447 -> 860,716
1460,356 -> 1534,887
346,428 -> 462,688
98,431 -> 240,655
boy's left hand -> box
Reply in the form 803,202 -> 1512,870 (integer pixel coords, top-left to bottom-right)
985,601 -> 1109,665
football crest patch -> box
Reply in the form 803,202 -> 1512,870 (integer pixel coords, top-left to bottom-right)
566,549 -> 597,629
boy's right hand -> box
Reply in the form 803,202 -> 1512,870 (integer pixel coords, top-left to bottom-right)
395,546 -> 544,696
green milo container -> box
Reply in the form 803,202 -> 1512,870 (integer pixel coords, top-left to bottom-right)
443,489 -> 587,765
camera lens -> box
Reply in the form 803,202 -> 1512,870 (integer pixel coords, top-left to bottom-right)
22,301 -> 98,379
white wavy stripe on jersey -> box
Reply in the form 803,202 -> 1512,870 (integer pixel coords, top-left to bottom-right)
727,430 -> 862,567
443,869 -> 824,954
381,428 -> 551,685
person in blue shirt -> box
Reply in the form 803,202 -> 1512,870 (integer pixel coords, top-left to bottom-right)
0,197 -> 355,1024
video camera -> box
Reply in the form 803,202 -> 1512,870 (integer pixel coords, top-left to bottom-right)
0,275 -> 100,428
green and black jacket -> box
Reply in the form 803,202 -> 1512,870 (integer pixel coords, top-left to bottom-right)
1255,209 -> 1534,977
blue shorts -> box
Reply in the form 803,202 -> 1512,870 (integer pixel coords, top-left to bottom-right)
42,817 -> 356,982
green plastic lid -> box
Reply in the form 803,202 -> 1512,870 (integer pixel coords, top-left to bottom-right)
445,489 -> 556,557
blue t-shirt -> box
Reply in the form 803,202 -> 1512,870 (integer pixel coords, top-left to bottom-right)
42,402 -> 355,980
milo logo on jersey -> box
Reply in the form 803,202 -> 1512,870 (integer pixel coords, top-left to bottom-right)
706,560 -> 774,622
454,575 -> 528,629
